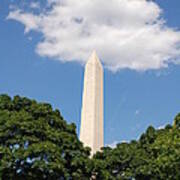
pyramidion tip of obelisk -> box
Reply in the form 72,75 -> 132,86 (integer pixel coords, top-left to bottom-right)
87,50 -> 102,67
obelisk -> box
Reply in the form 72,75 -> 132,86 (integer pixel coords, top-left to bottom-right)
80,51 -> 104,155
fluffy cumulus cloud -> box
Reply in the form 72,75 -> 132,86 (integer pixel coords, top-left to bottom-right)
7,0 -> 180,71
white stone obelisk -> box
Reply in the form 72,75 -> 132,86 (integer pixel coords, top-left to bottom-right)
80,51 -> 104,155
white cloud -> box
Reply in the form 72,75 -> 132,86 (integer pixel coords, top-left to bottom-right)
7,10 -> 41,33
7,0 -> 180,71
107,141 -> 118,148
107,140 -> 128,148
157,124 -> 166,129
30,2 -> 40,9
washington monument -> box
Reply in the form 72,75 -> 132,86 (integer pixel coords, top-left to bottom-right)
80,51 -> 104,155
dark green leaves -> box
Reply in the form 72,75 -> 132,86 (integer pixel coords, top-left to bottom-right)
93,124 -> 180,180
0,94 -> 91,179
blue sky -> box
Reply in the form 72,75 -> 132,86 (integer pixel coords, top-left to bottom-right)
0,0 -> 180,146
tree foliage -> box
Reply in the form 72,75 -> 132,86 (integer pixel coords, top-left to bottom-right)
0,94 -> 180,180
0,94 -> 92,179
92,122 -> 180,180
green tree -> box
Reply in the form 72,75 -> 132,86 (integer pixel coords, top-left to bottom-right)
174,113 -> 180,129
93,120 -> 180,180
0,94 -> 92,179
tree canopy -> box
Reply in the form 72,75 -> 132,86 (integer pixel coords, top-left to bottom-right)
92,122 -> 180,180
0,94 -> 92,179
0,94 -> 179,180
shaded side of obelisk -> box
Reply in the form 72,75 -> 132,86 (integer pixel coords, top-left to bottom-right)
80,51 -> 104,155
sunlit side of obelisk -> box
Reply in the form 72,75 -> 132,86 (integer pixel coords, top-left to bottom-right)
80,51 -> 104,155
